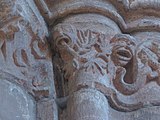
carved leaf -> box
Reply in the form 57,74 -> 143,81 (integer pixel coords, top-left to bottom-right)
0,30 -> 6,41
1,41 -> 6,60
13,49 -> 29,67
31,40 -> 47,59
77,29 -> 98,48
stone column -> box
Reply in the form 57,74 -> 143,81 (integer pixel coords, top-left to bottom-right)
52,14 -> 121,120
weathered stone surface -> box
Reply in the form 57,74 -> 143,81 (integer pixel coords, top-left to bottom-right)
0,0 -> 56,119
2,0 -> 160,120
109,106 -> 160,120
67,89 -> 109,120
37,99 -> 58,120
0,0 -> 55,99
44,0 -> 160,120
0,79 -> 35,120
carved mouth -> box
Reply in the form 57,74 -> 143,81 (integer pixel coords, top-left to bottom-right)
113,47 -> 133,66
116,48 -> 132,61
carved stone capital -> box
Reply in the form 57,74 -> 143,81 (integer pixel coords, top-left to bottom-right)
33,0 -> 160,119
50,12 -> 160,116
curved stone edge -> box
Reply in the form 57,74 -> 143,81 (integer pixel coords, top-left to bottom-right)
34,0 -> 160,33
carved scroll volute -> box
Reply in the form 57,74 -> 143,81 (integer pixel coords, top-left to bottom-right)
53,24 -> 78,81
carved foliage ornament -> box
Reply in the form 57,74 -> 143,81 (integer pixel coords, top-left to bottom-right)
0,0 -> 52,99
52,23 -> 160,112
53,24 -> 110,77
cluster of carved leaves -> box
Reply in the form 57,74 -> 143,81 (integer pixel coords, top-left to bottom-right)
53,24 -> 112,79
53,25 -> 160,112
53,24 -> 160,96
1,23 -> 49,96
137,40 -> 160,83
0,0 -> 52,98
